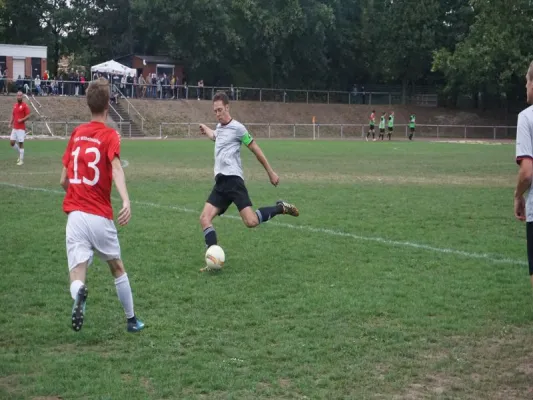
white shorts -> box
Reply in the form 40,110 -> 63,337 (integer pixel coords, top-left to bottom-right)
10,129 -> 25,143
66,211 -> 121,271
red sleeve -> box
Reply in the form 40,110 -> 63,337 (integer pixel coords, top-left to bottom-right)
62,129 -> 76,167
107,130 -> 121,162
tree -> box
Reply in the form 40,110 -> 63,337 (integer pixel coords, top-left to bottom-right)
433,0 -> 533,107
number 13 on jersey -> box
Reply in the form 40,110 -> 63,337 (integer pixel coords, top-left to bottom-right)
70,146 -> 101,186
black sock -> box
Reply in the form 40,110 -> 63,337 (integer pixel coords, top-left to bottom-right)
256,204 -> 283,224
203,226 -> 217,247
127,316 -> 137,324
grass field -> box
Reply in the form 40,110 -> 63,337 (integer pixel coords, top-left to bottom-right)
1,138 -> 533,400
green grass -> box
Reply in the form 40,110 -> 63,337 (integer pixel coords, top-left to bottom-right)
1,139 -> 533,399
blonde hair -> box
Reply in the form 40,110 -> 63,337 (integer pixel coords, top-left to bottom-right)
86,77 -> 110,114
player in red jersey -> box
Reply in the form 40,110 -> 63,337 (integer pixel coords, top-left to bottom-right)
59,78 -> 144,333
9,91 -> 30,165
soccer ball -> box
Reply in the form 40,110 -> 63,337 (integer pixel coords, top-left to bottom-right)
205,245 -> 225,269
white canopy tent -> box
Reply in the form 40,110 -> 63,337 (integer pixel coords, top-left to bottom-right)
90,60 -> 136,76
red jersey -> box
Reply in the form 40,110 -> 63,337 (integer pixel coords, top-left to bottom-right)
62,121 -> 121,220
12,102 -> 30,130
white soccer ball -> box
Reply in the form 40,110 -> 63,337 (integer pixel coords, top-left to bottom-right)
205,245 -> 225,269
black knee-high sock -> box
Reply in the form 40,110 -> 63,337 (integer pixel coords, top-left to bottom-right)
203,226 -> 217,248
256,204 -> 283,224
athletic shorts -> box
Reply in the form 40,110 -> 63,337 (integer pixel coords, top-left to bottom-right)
10,129 -> 25,143
369,124 -> 375,130
207,174 -> 253,216
527,222 -> 533,275
66,211 -> 121,271
410,127 -> 415,132
379,128 -> 385,133
388,127 -> 393,132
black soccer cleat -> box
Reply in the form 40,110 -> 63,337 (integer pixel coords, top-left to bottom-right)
71,285 -> 88,332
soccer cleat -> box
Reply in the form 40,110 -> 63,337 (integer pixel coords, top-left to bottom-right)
277,200 -> 299,217
71,285 -> 88,332
16,160 -> 23,166
127,318 -> 145,333
16,157 -> 20,163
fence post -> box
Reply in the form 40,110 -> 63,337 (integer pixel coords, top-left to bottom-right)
317,124 -> 320,139
437,125 -> 440,138
405,125 -> 408,138
341,124 -> 343,138
327,92 -> 330,104
188,123 -> 191,137
293,124 -> 296,138
493,127 -> 496,140
369,93 -> 372,106
389,93 -> 392,105
464,125 -> 467,139
65,122 -> 68,136
129,123 -> 132,138
159,123 -> 162,138
361,125 -> 364,138
348,93 -> 351,105
260,89 -> 262,102
268,124 -> 271,138
306,91 -> 309,104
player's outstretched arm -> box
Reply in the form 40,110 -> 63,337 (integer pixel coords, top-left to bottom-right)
515,158 -> 533,221
248,141 -> 279,186
59,167 -> 69,192
199,124 -> 215,140
111,157 -> 131,226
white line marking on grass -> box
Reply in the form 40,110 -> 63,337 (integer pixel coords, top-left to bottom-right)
0,182 -> 526,267
3,171 -> 57,175
121,159 -> 129,168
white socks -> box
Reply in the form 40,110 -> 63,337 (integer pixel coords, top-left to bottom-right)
115,273 -> 135,319
19,149 -> 24,161
12,143 -> 19,153
70,280 -> 84,300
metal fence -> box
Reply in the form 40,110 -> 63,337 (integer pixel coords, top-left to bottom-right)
1,120 -> 516,140
159,122 -> 517,140
13,79 -> 438,107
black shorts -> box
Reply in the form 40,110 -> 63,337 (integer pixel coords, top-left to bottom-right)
369,124 -> 375,130
380,128 -> 385,133
410,127 -> 415,132
526,222 -> 533,275
207,174 -> 252,215
388,127 -> 393,132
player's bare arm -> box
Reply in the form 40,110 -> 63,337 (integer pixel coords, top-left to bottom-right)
248,141 -> 279,186
111,157 -> 131,226
515,158 -> 533,221
199,124 -> 215,140
60,167 -> 69,192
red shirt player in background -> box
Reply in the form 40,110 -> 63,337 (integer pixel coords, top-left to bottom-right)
9,90 -> 30,165
59,77 -> 144,333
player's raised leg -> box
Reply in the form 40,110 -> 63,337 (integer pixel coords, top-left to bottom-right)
69,262 -> 89,332
240,200 -> 299,228
107,259 -> 144,332
9,134 -> 20,162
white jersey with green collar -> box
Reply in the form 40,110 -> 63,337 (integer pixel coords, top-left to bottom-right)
213,119 -> 253,180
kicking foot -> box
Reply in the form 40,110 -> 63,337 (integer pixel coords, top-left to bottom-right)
277,200 -> 299,217
16,160 -> 23,166
71,285 -> 88,332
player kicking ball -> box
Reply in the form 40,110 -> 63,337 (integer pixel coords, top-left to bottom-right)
59,78 -> 144,333
198,92 -> 299,271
